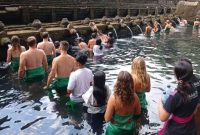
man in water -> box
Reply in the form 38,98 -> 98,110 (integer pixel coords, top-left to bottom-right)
193,18 -> 199,30
45,41 -> 76,96
67,52 -> 93,103
18,36 -> 48,82
37,32 -> 56,65
145,22 -> 152,37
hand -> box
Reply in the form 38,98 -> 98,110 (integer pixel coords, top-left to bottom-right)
43,86 -> 48,90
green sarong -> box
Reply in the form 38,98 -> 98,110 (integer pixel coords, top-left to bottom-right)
136,92 -> 147,112
106,113 -> 136,135
10,57 -> 19,72
48,77 -> 69,96
24,66 -> 45,83
47,55 -> 53,65
165,27 -> 170,33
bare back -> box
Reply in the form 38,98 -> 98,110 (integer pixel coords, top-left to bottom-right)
7,46 -> 26,62
114,94 -> 141,115
54,54 -> 76,77
37,41 -> 55,56
23,49 -> 46,69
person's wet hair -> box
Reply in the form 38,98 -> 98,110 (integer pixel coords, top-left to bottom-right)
91,33 -> 97,38
114,71 -> 134,105
27,36 -> 37,47
60,41 -> 69,51
54,41 -> 60,49
96,38 -> 103,50
76,52 -> 88,65
174,60 -> 193,102
93,71 -> 107,107
11,36 -> 20,44
42,32 -> 49,39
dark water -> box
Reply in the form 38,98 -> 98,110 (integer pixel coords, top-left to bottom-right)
0,27 -> 200,135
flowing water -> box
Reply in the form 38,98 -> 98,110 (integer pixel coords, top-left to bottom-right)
0,26 -> 200,135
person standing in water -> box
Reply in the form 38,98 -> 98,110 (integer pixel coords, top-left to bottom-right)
88,33 -> 97,52
193,18 -> 199,30
18,36 -> 48,82
145,22 -> 152,37
67,52 -> 93,103
105,71 -> 141,135
164,20 -> 172,34
131,56 -> 151,114
158,60 -> 199,135
7,36 -> 26,72
37,32 -> 56,65
46,41 -> 76,96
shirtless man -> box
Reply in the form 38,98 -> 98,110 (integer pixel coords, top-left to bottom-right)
77,37 -> 88,50
18,36 -> 48,82
37,32 -> 56,65
88,33 -> 97,52
46,41 -> 76,96
145,22 -> 152,37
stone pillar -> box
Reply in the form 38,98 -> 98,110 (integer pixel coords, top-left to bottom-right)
21,7 -> 30,24
51,8 -> 56,22
117,9 -> 120,16
73,8 -> 78,20
138,9 -> 141,16
155,7 -> 158,16
164,7 -> 167,15
105,8 -> 109,17
90,8 -> 94,19
128,9 -> 131,16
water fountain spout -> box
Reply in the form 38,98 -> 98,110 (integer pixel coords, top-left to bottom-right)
112,27 -> 118,39
136,25 -> 143,35
126,26 -> 133,37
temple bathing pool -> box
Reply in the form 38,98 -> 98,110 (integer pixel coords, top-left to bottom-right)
0,26 -> 200,135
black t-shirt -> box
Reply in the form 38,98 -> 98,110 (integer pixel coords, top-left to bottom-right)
163,75 -> 199,135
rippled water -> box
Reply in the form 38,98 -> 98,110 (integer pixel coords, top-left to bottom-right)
0,26 -> 200,135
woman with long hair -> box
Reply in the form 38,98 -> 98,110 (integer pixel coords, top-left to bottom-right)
158,60 -> 199,135
93,38 -> 104,57
131,56 -> 151,113
105,71 -> 141,135
7,35 -> 26,72
82,71 -> 110,113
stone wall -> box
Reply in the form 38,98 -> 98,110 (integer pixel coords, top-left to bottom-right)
175,1 -> 200,20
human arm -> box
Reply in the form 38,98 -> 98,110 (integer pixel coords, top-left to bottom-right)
6,48 -> 11,63
67,72 -> 76,95
134,94 -> 141,115
52,43 -> 56,57
42,51 -> 48,72
18,53 -> 26,79
158,99 -> 170,122
46,59 -> 57,87
104,95 -> 115,122
146,75 -> 151,92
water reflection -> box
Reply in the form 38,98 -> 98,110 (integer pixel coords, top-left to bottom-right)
0,27 -> 200,134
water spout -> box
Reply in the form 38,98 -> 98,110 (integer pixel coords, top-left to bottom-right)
112,27 -> 118,39
126,26 -> 133,37
76,32 -> 80,38
136,25 -> 143,35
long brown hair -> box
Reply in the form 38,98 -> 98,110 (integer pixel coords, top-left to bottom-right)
114,71 -> 134,105
11,36 -> 21,52
131,56 -> 149,90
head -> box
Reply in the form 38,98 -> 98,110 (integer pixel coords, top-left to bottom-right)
174,60 -> 193,102
75,52 -> 88,66
196,18 -> 199,21
166,20 -> 170,24
54,41 -> 60,49
42,32 -> 49,39
108,32 -> 113,37
96,38 -> 103,50
114,71 -> 134,105
11,35 -> 20,45
59,41 -> 69,52
93,71 -> 107,106
174,60 -> 193,82
91,33 -> 97,39
131,56 -> 148,89
27,36 -> 37,47
76,37 -> 83,43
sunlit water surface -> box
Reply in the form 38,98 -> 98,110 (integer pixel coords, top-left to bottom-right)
0,27 -> 200,135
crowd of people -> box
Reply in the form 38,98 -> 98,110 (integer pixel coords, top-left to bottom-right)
1,17 -> 200,135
